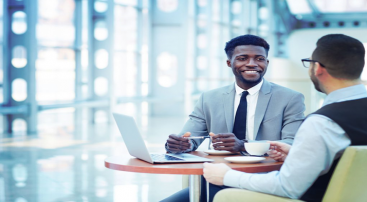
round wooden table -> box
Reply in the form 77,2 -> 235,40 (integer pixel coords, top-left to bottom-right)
105,151 -> 283,202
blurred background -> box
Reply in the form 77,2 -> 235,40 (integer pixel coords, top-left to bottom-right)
0,0 -> 367,201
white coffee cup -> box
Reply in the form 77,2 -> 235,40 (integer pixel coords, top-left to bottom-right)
244,142 -> 270,156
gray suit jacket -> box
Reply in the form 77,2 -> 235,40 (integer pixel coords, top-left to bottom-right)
179,79 -> 305,150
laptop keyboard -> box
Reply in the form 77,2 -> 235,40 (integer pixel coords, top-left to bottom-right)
151,154 -> 184,161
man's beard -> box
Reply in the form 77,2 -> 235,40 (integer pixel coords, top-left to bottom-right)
237,72 -> 263,85
310,68 -> 322,93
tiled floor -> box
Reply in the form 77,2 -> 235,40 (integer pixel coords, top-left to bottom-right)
0,115 -> 189,202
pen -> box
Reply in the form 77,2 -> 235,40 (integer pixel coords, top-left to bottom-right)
185,136 -> 211,139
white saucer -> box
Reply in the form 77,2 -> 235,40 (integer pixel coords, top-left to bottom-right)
203,150 -> 236,155
224,156 -> 266,164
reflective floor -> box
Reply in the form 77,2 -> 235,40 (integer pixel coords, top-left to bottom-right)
0,113 -> 188,202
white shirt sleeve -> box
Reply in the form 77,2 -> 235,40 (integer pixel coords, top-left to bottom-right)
223,115 -> 351,199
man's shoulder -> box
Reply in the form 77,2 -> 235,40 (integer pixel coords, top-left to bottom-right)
202,84 -> 234,96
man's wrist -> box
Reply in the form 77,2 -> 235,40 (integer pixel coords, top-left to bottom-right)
240,139 -> 248,151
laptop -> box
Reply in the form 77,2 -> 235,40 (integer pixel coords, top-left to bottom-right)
112,113 -> 213,164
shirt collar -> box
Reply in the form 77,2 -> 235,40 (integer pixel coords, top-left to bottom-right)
323,84 -> 367,106
235,79 -> 264,96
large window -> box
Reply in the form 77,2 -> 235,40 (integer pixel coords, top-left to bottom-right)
114,0 -> 149,98
189,0 -> 233,94
114,4 -> 138,97
36,0 -> 77,132
287,0 -> 367,14
36,0 -> 76,103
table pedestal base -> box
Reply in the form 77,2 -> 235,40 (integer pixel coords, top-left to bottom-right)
189,175 -> 201,202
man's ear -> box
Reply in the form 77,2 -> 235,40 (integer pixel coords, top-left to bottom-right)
226,59 -> 231,67
314,62 -> 326,76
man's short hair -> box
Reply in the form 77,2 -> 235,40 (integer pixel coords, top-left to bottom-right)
224,34 -> 270,59
312,34 -> 365,80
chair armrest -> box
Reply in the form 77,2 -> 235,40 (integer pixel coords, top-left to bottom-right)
214,188 -> 303,202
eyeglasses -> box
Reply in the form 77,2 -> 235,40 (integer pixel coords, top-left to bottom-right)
301,58 -> 325,68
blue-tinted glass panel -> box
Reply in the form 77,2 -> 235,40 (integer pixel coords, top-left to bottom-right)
157,0 -> 178,12
36,0 -> 75,103
94,0 -> 108,13
12,11 -> 27,34
37,0 -> 75,47
12,78 -> 27,102
314,0 -> 367,13
82,0 -> 88,45
286,0 -> 312,14
114,5 -> 137,51
94,20 -> 108,41
114,52 -> 137,97
36,48 -> 75,103
115,0 -> 137,6
231,1 -> 242,14
12,46 -> 27,68
94,77 -> 108,96
95,49 -> 108,69
81,49 -> 88,92
212,0 -> 220,21
157,52 -> 177,88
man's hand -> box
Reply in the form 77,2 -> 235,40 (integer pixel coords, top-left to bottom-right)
267,141 -> 291,162
211,133 -> 245,152
203,163 -> 231,186
166,132 -> 192,153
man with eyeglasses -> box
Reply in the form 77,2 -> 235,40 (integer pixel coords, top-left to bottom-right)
203,34 -> 367,201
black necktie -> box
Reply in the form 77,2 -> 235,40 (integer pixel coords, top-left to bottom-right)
233,91 -> 248,140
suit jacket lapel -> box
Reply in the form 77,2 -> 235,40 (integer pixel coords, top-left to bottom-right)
253,80 -> 272,139
223,84 -> 236,133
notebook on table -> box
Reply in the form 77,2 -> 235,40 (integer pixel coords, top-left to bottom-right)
112,113 -> 213,164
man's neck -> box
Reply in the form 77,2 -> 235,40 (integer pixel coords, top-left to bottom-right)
236,80 -> 262,90
323,79 -> 362,95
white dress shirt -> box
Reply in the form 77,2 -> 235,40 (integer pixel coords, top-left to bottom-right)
223,84 -> 367,199
234,79 -> 263,140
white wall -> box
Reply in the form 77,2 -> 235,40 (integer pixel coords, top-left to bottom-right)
266,28 -> 367,114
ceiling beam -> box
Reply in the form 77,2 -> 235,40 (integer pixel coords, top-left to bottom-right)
306,0 -> 322,18
274,0 -> 299,34
299,12 -> 367,21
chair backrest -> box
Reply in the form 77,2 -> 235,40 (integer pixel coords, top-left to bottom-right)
323,146 -> 367,202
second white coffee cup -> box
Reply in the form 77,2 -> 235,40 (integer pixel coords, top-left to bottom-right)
244,142 -> 270,155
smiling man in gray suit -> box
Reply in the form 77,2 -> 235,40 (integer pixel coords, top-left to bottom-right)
162,34 -> 305,202
166,34 -> 305,154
